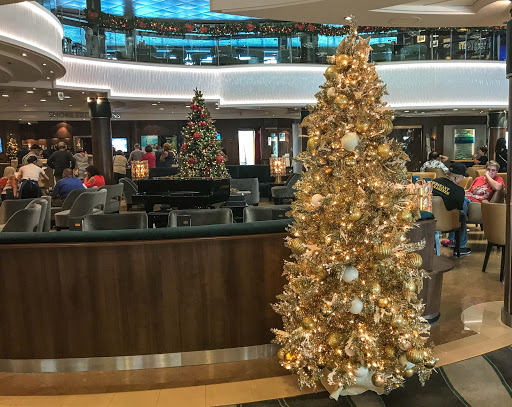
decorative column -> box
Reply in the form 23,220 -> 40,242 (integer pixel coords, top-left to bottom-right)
292,120 -> 301,173
502,18 -> 512,327
88,97 -> 114,185
488,111 -> 507,160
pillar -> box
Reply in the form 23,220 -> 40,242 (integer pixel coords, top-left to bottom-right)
292,120 -> 301,173
488,111 -> 507,160
88,97 -> 114,185
501,17 -> 512,327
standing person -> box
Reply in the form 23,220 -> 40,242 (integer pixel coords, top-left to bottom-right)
128,143 -> 144,163
48,142 -> 76,181
22,144 -> 43,166
495,138 -> 507,173
17,155 -> 48,198
0,166 -> 18,200
466,160 -> 504,203
83,165 -> 105,188
51,168 -> 84,206
141,145 -> 156,168
432,162 -> 471,256
473,145 -> 488,165
73,148 -> 89,180
113,150 -> 129,182
158,143 -> 175,168
420,151 -> 449,173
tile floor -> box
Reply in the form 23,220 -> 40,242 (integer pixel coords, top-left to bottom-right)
0,225 -> 511,406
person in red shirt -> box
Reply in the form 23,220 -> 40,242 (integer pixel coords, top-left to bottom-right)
141,145 -> 156,168
83,165 -> 105,188
466,160 -> 504,203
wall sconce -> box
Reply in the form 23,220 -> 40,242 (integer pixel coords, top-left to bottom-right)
270,157 -> 286,183
132,160 -> 149,180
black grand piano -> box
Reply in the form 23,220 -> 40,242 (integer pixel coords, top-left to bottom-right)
132,177 -> 231,213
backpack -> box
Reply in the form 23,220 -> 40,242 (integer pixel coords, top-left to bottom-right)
19,180 -> 41,199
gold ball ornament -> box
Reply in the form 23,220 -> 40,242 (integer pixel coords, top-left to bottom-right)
355,120 -> 370,134
424,358 -> 437,369
327,332 -> 343,348
371,282 -> 382,295
335,94 -> 349,109
327,55 -> 336,64
371,373 -> 385,387
349,208 -> 362,221
406,281 -> 418,293
384,345 -> 396,358
367,95 -> 376,105
391,316 -> 405,328
374,243 -> 391,259
376,119 -> 393,136
348,70 -> 360,81
321,302 -> 332,315
289,238 -> 305,254
324,168 -> 333,175
406,348 -> 424,364
377,297 -> 389,308
377,144 -> 391,158
285,352 -> 294,361
324,65 -> 339,80
335,54 -> 351,67
302,317 -> 315,330
344,156 -> 357,167
277,348 -> 286,360
401,210 -> 413,223
406,252 -> 423,268
404,369 -> 415,378
307,137 -> 319,151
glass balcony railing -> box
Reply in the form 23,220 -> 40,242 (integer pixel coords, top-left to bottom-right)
48,5 -> 506,65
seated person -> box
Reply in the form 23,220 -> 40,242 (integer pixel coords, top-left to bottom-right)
420,151 -> 449,174
83,165 -> 105,188
473,145 -> 488,165
17,155 -> 48,198
432,162 -> 471,256
51,168 -> 85,206
466,160 -> 504,203
0,166 -> 17,200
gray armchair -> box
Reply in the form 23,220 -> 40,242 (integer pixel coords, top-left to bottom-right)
467,189 -> 506,227
230,178 -> 260,205
26,197 -> 50,232
54,189 -> 107,230
271,173 -> 302,204
243,205 -> 291,222
82,213 -> 148,231
99,184 -> 124,213
0,206 -> 41,233
51,186 -> 95,221
119,178 -> 138,210
0,198 -> 35,224
168,208 -> 233,227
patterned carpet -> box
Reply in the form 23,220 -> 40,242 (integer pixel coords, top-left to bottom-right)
222,347 -> 512,406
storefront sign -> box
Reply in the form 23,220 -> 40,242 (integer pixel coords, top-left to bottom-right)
49,111 -> 88,119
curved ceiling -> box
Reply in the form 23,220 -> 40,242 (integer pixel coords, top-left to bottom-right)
210,0 -> 512,27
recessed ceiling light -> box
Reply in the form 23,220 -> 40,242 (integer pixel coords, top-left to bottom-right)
40,99 -> 46,102
152,103 -> 158,106
26,90 -> 34,94
23,104 -> 27,107
49,70 -> 54,74
1,94 -> 8,97
453,108 -> 458,111
42,63 -> 46,66
159,107 -> 164,111
21,53 -> 27,57
404,110 -> 409,113
345,16 -> 352,21
64,96 -> 71,99
69,104 -> 72,107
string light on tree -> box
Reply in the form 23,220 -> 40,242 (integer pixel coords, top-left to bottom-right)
6,137 -> 18,160
272,19 -> 435,398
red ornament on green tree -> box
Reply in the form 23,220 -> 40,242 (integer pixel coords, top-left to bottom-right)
177,89 -> 229,178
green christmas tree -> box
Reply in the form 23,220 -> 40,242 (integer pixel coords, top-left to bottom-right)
6,137 -> 18,160
177,89 -> 229,178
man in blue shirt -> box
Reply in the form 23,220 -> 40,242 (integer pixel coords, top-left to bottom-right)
51,168 -> 84,206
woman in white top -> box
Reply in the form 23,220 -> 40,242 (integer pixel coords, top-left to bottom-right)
18,156 -> 48,182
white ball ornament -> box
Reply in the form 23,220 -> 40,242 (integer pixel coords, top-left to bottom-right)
342,266 -> 359,282
345,346 -> 355,357
311,194 -> 324,208
327,87 -> 336,98
341,132 -> 359,151
350,298 -> 364,314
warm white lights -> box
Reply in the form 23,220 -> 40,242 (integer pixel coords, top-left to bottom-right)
1,94 -> 9,97
40,99 -> 46,102
21,53 -> 27,57
26,90 -> 34,93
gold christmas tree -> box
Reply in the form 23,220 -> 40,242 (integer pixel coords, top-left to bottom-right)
272,23 -> 435,396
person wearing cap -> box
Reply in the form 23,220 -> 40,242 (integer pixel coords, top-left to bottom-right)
22,144 -> 43,167
466,160 -> 504,203
432,162 -> 471,256
48,142 -> 76,181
